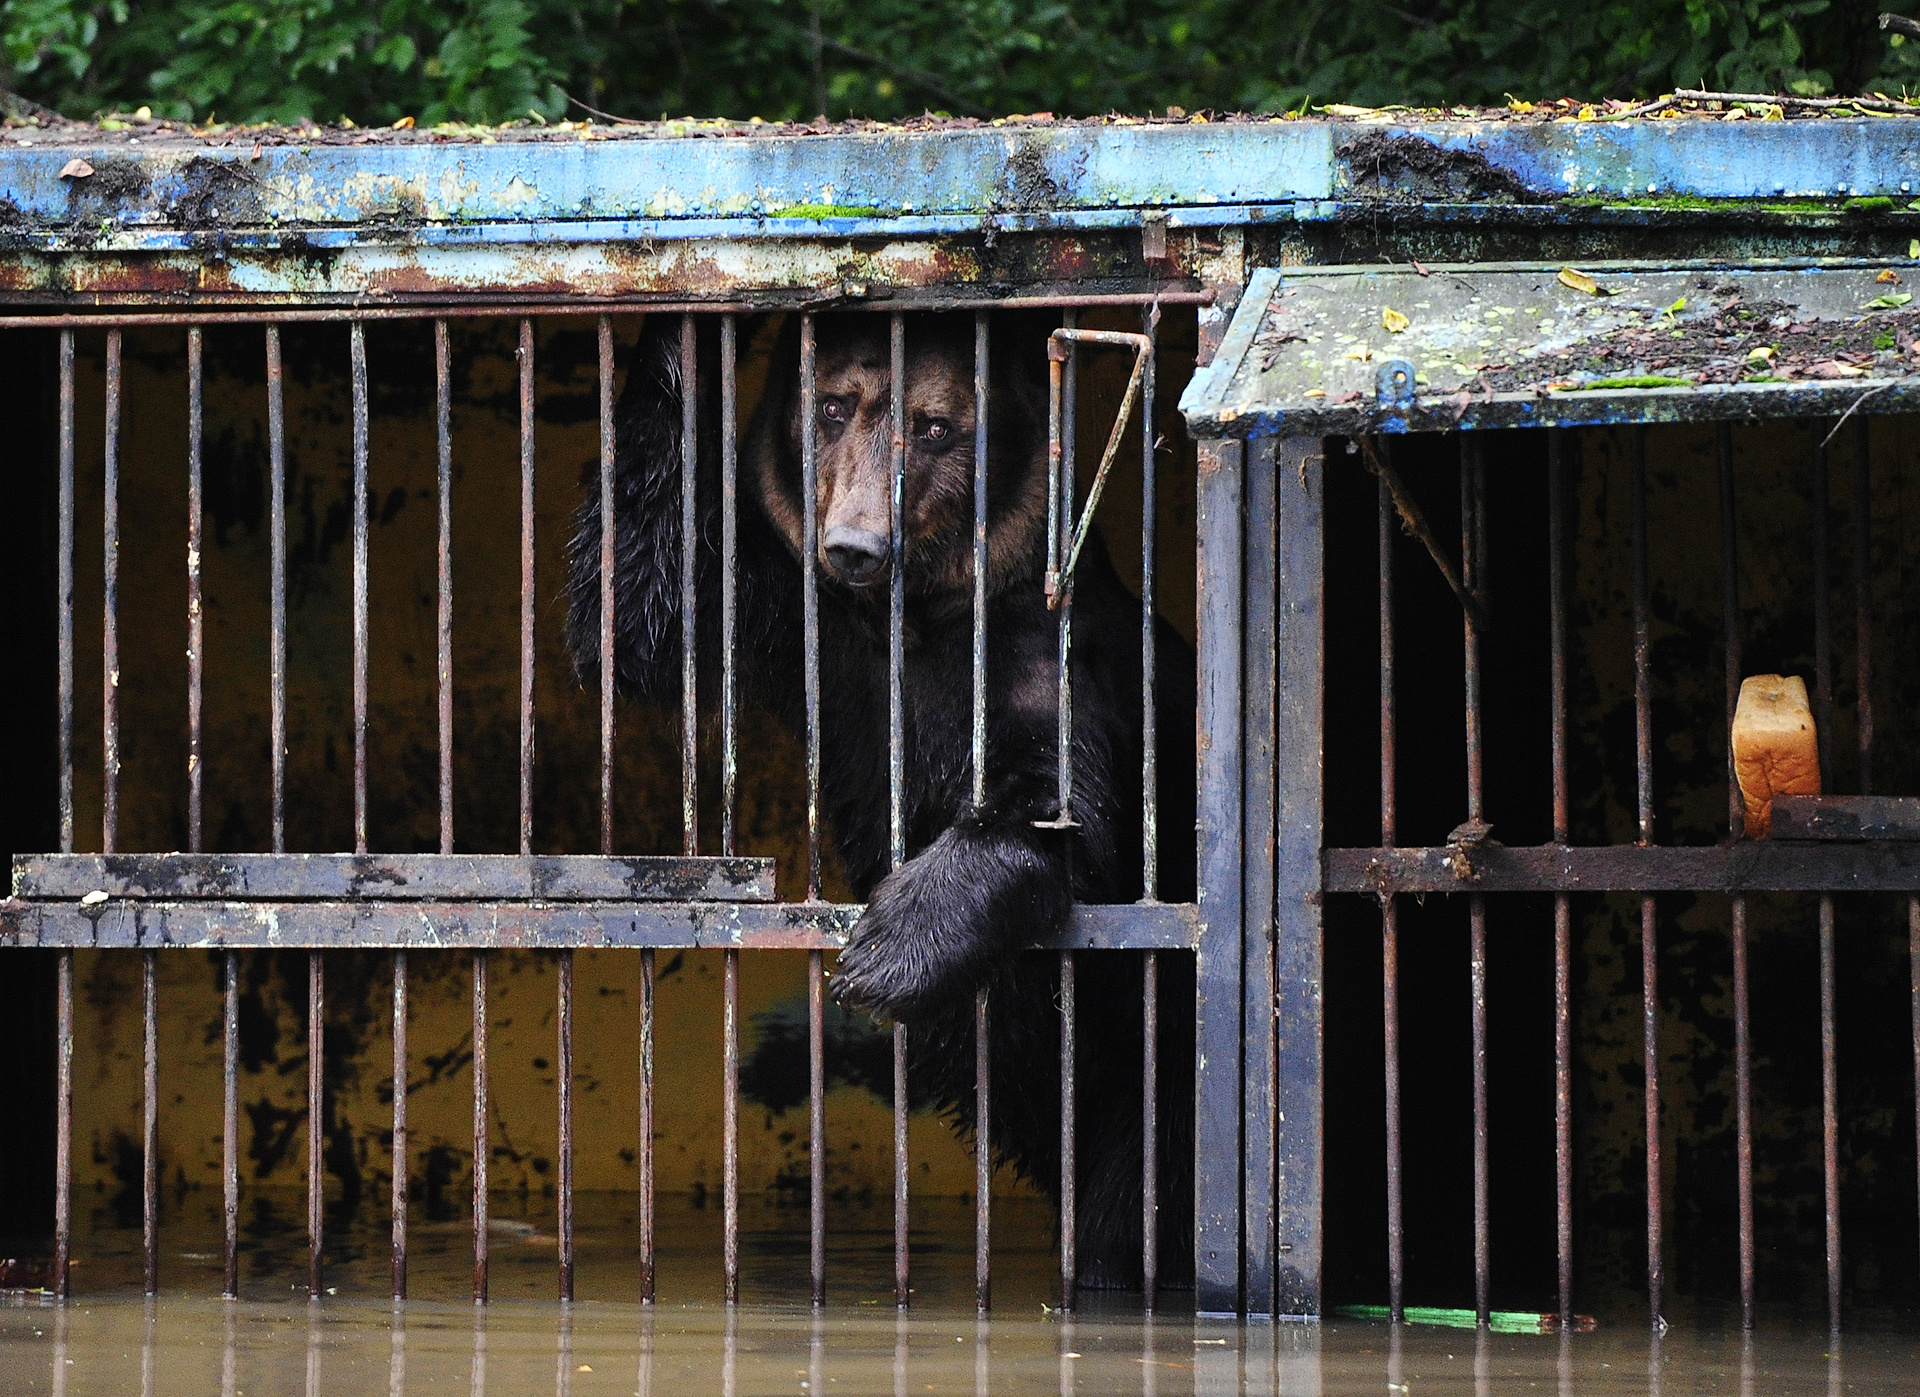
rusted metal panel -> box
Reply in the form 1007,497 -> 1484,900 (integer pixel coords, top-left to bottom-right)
1772,795 -> 1920,840
0,897 -> 1198,950
12,853 -> 777,902
1327,843 -> 1920,894
1183,260 -> 1920,436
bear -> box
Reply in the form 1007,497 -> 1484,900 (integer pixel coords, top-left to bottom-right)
566,311 -> 1195,1288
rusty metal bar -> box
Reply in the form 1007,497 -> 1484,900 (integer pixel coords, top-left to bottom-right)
1549,429 -> 1572,1328
307,950 -> 324,1297
1719,423 -> 1754,1331
1822,897 -> 1841,1334
1142,949 -> 1158,1310
722,315 -> 739,857
54,946 -> 72,1299
599,316 -> 616,858
58,329 -> 74,856
188,326 -> 205,853
641,945 -> 656,1303
268,327 -> 286,854
518,318 -> 535,856
1380,465 -> 1403,1325
972,310 -> 992,1314
1853,420 -> 1872,795
681,314 -> 700,858
437,319 -> 454,856
223,948 -> 239,1299
724,945 -> 740,1305
1912,898 -> 1920,1318
1631,425 -> 1663,1328
1060,951 -> 1077,1308
55,329 -> 73,1294
1141,303 -> 1159,899
351,322 -> 370,856
801,315 -> 822,903
975,987 -> 991,1314
142,946 -> 158,1295
472,948 -> 489,1304
1811,427 -> 1839,1335
894,1020 -> 910,1310
558,947 -> 574,1303
392,949 -> 409,1300
104,328 -> 121,853
0,292 -> 1213,333
889,312 -> 910,1311
1462,437 -> 1489,1330
809,948 -> 826,1306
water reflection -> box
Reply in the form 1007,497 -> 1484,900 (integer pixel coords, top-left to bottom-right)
4,1297 -> 1918,1394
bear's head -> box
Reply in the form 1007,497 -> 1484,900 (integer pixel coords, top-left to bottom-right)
749,312 -> 1052,605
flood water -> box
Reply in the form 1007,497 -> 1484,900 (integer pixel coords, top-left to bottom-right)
6,1194 -> 1920,1394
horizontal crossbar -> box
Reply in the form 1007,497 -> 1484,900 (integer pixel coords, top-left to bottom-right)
1326,843 -> 1920,895
11,853 -> 775,902
0,898 -> 1199,952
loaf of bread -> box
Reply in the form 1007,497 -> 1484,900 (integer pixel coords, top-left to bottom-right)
1731,674 -> 1821,838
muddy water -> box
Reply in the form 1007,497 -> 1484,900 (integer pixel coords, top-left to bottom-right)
6,1196 -> 1919,1394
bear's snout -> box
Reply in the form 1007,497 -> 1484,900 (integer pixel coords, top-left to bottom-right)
823,524 -> 890,586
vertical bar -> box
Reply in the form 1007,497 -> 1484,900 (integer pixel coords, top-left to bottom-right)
54,947 -> 72,1299
1380,469 -> 1404,1324
1631,426 -> 1662,1328
808,948 -> 826,1306
1142,950 -> 1159,1310
1911,898 -> 1920,1316
142,947 -> 158,1296
640,946 -> 656,1303
472,949 -> 489,1305
1720,423 -> 1754,1331
722,316 -> 739,856
1463,439 -> 1489,1329
1812,430 -> 1839,1334
801,315 -> 823,902
599,316 -> 616,857
103,329 -> 121,854
307,950 -> 324,1298
1853,419 -> 1872,795
558,949 -> 574,1303
188,326 -> 205,852
1242,428 -> 1280,1317
1140,304 -> 1160,899
972,310 -> 993,1316
1823,897 -> 1841,1334
680,313 -> 699,857
351,322 -> 369,857
975,989 -> 991,1315
1194,426 -> 1245,1317
1550,431 -> 1573,1327
392,950 -> 409,1301
58,329 -> 74,855
55,331 -> 73,1302
724,947 -> 740,1305
890,313 -> 911,1311
1274,436 -> 1326,1317
1060,953 -> 1077,1307
437,320 -> 454,856
519,318 -> 535,857
223,948 -> 240,1299
268,327 -> 287,854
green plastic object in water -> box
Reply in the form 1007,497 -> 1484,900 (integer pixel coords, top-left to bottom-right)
1334,1305 -> 1585,1335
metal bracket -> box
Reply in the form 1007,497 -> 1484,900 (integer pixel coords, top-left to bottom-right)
1375,357 -> 1417,409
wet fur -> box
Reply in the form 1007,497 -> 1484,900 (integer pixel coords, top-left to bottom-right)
566,313 -> 1196,1287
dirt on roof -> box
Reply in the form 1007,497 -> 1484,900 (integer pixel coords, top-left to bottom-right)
1,92 -> 1914,150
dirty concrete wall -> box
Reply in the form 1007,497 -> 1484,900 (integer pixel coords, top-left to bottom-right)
38,308 -> 1199,1222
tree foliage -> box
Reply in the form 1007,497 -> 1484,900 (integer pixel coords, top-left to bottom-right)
3,0 -> 1916,126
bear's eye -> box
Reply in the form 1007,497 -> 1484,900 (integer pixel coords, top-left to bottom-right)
820,398 -> 848,424
918,418 -> 952,443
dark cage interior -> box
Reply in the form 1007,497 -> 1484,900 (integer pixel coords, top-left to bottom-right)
1320,420 -> 1920,1326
